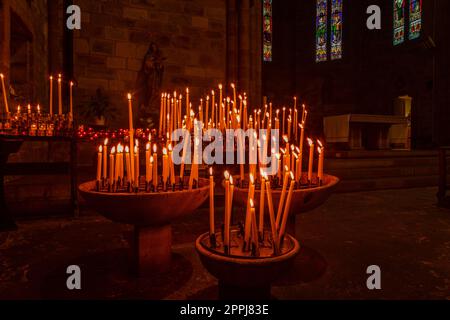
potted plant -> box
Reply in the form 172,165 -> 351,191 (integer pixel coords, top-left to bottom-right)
80,88 -> 116,126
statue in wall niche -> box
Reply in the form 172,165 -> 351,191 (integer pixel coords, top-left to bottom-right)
135,42 -> 165,129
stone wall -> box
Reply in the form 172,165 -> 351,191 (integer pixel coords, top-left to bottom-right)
73,0 -> 227,128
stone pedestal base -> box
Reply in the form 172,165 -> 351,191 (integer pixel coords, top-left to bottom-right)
133,224 -> 172,277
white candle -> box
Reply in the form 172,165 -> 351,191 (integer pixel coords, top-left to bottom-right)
162,147 -> 168,188
266,179 -> 279,254
58,74 -> 62,115
145,143 -> 151,183
96,145 -> 102,182
0,73 -> 9,113
49,75 -> 53,114
134,143 -> 139,187
69,81 -> 74,117
276,167 -> 290,229
259,173 -> 266,235
244,174 -> 255,250
109,146 -> 115,186
317,140 -> 324,183
103,139 -> 108,180
278,172 -> 295,246
125,146 -> 131,183
168,143 -> 175,185
209,168 -> 215,237
223,171 -> 230,253
308,138 -> 314,183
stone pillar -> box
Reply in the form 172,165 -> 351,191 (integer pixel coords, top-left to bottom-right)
48,0 -> 60,74
226,0 -> 239,87
0,0 -> 11,78
249,0 -> 262,108
238,0 -> 251,94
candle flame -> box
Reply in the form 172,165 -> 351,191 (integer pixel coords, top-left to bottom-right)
317,140 -> 323,148
224,171 -> 230,180
276,153 -> 281,160
111,146 -> 116,154
290,171 -> 294,180
134,145 -> 138,153
104,138 -> 108,146
99,145 -> 103,153
293,152 -> 298,159
117,143 -> 123,153
226,97 -> 230,103
153,144 -> 157,153
291,145 -> 295,151
283,135 -> 289,143
285,165 -> 289,172
250,198 -> 254,208
307,138 -> 314,146
70,81 -> 74,86
0,73 -> 4,78
250,173 -> 255,184
125,146 -> 129,153
229,176 -> 234,185
317,146 -> 322,154
146,142 -> 150,151
211,90 -> 215,95
186,87 -> 189,94
295,146 -> 300,153
218,84 -> 223,90
49,75 -> 53,80
150,156 -> 154,163
127,93 -> 132,100
163,147 -> 167,155
209,167 -> 213,176
135,139 -> 139,147
168,143 -> 173,151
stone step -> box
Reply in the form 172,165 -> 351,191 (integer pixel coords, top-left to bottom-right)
335,175 -> 439,193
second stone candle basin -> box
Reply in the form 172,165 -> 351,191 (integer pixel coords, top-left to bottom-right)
79,178 -> 210,276
195,230 -> 300,300
233,173 -> 339,214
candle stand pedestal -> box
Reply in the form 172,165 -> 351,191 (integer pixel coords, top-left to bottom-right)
196,229 -> 300,300
79,178 -> 210,277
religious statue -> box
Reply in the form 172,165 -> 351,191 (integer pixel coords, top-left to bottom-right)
135,42 -> 165,128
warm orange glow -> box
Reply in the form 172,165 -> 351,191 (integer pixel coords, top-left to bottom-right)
168,143 -> 173,151
224,171 -> 230,180
317,140 -> 323,148
283,135 -> 289,143
134,145 -> 138,153
290,171 -> 294,180
250,174 -> 255,184
127,93 -> 132,100
98,146 -> 103,153
146,143 -> 150,151
104,138 -> 108,146
276,153 -> 281,160
218,84 -> 223,90
163,147 -> 167,155
150,156 -> 154,163
317,146 -> 322,154
209,167 -> 213,176
307,138 -> 314,146
211,90 -> 215,96
0,73 -> 4,79
70,81 -> 74,87
111,146 -> 116,154
186,88 -> 189,94
125,146 -> 129,153
250,198 -> 254,208
229,176 -> 234,185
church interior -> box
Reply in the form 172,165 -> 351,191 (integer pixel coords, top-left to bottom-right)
0,0 -> 449,300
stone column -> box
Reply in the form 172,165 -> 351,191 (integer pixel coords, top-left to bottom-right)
0,0 -> 11,78
226,0 -> 239,87
48,0 -> 60,74
238,0 -> 251,94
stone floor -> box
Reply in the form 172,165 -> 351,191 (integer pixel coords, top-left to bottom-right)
1,187 -> 449,300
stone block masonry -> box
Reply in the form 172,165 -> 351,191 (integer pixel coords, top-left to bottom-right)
73,0 -> 227,128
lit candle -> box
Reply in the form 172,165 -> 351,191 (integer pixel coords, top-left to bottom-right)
153,144 -> 158,189
96,145 -> 102,183
250,198 -> 259,256
57,74 -> 62,115
209,168 -> 215,238
0,73 -> 9,113
168,143 -> 175,185
317,140 -> 324,184
49,75 -> 53,114
205,95 -> 210,129
69,81 -> 74,118
282,107 -> 286,135
134,143 -> 139,187
276,153 -> 282,180
114,144 -> 122,183
125,146 -> 131,184
265,178 -> 279,254
188,137 -> 200,190
231,83 -> 236,109
162,147 -> 168,189
211,90 -> 215,128
259,171 -> 266,237
276,166 -> 290,229
103,138 -> 108,180
278,172 -> 295,247
186,88 -> 190,127
308,138 -> 314,183
244,174 -> 255,250
127,93 -> 135,185
223,171 -> 230,253
145,143 -> 151,183
109,146 -> 115,186
159,93 -> 164,134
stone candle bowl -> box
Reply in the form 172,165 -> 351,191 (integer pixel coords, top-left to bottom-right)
195,229 -> 300,300
79,178 -> 210,276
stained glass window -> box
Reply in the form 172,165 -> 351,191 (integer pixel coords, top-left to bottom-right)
409,0 -> 422,40
316,0 -> 328,62
393,0 -> 406,45
330,0 -> 343,60
263,0 -> 273,62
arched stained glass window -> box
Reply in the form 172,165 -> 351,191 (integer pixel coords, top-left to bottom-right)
315,0 -> 328,62
330,0 -> 343,60
408,0 -> 422,40
393,0 -> 406,45
263,0 -> 273,62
